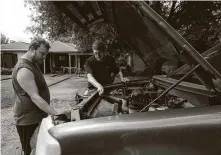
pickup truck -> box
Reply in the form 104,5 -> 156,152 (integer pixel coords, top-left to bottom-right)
35,1 -> 221,155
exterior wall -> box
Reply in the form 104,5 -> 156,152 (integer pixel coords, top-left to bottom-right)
4,51 -> 94,74
71,55 -> 76,67
51,54 -> 55,67
1,51 -> 25,68
130,53 -> 146,73
50,53 -> 90,74
161,59 -> 179,75
16,52 -> 25,61
80,55 -> 91,70
2,53 -> 14,68
1,51 -> 94,74
53,54 -> 69,67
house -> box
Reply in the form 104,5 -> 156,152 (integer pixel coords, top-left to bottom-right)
1,41 -> 93,74
1,41 -> 147,75
1,42 -> 28,69
49,41 -> 93,74
126,52 -> 146,74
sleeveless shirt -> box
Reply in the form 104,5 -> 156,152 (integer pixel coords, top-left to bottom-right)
12,58 -> 50,125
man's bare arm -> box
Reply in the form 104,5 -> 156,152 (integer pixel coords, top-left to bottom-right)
87,73 -> 104,95
17,68 -> 57,115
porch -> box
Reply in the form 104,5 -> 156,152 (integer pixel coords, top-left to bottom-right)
40,52 -> 92,75
1,41 -> 93,75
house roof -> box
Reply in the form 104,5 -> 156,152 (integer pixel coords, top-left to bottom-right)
50,41 -> 78,53
1,41 -> 80,53
1,42 -> 29,52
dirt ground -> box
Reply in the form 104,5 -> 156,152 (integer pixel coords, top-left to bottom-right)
1,75 -> 88,155
1,74 -> 142,155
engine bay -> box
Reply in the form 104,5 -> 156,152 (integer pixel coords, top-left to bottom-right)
51,76 -> 220,126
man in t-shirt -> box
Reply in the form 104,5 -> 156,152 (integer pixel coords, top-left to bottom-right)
84,40 -> 129,95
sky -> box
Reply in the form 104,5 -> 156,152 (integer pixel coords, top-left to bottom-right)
0,0 -> 33,43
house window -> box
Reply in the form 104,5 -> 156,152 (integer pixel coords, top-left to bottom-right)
59,56 -> 65,60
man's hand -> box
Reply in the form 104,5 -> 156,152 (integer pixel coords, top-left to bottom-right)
54,109 -> 70,116
97,85 -> 104,96
87,73 -> 104,96
118,70 -> 129,83
121,77 -> 129,83
51,110 -> 59,115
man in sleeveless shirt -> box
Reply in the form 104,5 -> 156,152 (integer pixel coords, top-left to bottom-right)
12,37 -> 58,155
84,40 -> 129,96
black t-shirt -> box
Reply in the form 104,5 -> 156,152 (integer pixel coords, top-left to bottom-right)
85,55 -> 119,89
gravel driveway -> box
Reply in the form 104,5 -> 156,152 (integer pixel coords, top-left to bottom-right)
1,75 -> 87,155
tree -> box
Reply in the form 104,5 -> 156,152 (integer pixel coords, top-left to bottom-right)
24,1 -> 117,52
148,1 -> 221,52
1,33 -> 9,44
25,1 -> 221,53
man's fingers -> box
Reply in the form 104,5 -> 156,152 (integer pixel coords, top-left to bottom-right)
99,90 -> 104,96
101,88 -> 104,95
99,91 -> 103,96
98,87 -> 104,96
122,78 -> 129,83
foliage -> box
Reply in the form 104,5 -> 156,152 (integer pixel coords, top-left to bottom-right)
24,1 -> 74,39
57,21 -> 117,52
1,33 -> 15,44
148,1 -> 221,52
1,68 -> 13,75
24,1 -> 117,52
1,33 -> 9,44
25,1 -> 221,54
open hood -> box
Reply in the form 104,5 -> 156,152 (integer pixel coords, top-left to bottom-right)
108,2 -> 221,77
53,1 -> 178,71
110,2 -> 178,71
53,1 -> 221,90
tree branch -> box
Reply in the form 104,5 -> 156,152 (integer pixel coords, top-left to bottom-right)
167,1 -> 177,23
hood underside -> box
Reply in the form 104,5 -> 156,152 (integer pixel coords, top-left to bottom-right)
53,1 -> 221,89
53,1 -> 178,71
111,2 -> 178,71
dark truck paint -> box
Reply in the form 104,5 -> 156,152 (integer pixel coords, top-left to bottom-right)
45,1 -> 221,155
49,105 -> 221,155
